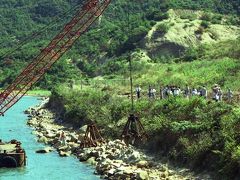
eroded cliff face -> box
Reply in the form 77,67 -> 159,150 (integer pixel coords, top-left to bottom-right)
143,9 -> 240,59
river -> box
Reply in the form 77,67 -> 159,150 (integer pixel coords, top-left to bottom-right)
0,96 -> 99,180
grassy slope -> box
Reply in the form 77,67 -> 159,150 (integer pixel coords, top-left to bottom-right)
0,1 -> 239,89
133,58 -> 240,90
0,89 -> 51,96
146,9 -> 240,49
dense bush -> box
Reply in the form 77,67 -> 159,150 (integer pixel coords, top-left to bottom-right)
156,23 -> 170,34
201,20 -> 210,29
49,86 -> 240,178
146,11 -> 169,21
200,13 -> 213,21
180,13 -> 197,21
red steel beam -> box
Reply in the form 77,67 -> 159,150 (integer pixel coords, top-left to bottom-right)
0,0 -> 111,115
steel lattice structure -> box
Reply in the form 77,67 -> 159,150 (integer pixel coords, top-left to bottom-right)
0,0 -> 111,116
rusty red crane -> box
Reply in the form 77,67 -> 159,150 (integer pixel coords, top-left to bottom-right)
0,0 -> 111,116
0,0 -> 147,148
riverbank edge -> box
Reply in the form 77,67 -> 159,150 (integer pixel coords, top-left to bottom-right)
25,98 -> 211,180
0,89 -> 51,97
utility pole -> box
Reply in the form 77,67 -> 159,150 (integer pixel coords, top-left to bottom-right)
129,55 -> 134,113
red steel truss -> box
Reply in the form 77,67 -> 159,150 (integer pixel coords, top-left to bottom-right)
0,0 -> 111,116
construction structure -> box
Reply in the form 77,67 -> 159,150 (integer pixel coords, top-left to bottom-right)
0,0 -> 111,116
0,139 -> 26,168
0,0 -> 147,149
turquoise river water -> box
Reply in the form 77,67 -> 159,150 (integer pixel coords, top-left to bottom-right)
0,96 -> 99,180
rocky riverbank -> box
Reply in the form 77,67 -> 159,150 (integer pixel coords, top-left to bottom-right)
25,98 -> 211,180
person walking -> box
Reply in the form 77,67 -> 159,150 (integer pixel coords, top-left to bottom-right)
192,88 -> 198,96
173,86 -> 181,96
152,88 -> 156,99
160,86 -> 164,99
212,84 -> 220,102
219,88 -> 223,101
201,86 -> 208,99
227,88 -> 233,102
166,85 -> 173,97
136,85 -> 141,99
184,85 -> 190,98
59,131 -> 66,146
148,85 -> 152,98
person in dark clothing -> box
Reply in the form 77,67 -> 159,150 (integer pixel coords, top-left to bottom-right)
136,85 -> 141,99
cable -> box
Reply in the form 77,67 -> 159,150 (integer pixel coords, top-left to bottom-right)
0,1 -> 85,59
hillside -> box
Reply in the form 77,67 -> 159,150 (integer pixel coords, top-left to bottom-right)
0,0 -> 239,89
1,1 -> 240,179
145,9 -> 240,58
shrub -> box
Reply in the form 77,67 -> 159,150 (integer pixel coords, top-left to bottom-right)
50,85 -> 240,178
201,13 -> 212,21
180,13 -> 197,21
211,14 -> 223,24
195,26 -> 205,35
156,23 -> 170,34
201,20 -> 210,29
184,47 -> 199,61
146,11 -> 169,21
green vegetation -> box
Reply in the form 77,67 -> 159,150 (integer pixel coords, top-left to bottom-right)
0,0 -> 239,89
26,90 -> 51,97
155,23 -> 170,35
48,87 -> 240,179
0,1 -> 240,178
46,19 -> 239,178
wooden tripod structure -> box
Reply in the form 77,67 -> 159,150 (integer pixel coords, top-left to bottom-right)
121,114 -> 148,145
80,123 -> 104,148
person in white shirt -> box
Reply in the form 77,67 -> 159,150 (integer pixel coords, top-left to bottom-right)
136,85 -> 141,99
152,88 -> 156,99
173,87 -> 181,96
212,84 -> 220,101
192,88 -> 198,96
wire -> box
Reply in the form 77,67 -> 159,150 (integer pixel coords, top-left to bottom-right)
0,1 -> 85,59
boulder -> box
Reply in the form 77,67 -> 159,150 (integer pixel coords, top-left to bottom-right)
108,168 -> 116,177
35,147 -> 53,153
79,125 -> 88,134
116,166 -> 134,175
57,145 -> 71,152
111,160 -> 123,168
89,150 -> 100,159
106,153 -> 116,160
59,151 -> 71,157
136,170 -> 149,180
45,132 -> 56,138
128,151 -> 141,162
32,131 -> 39,135
69,133 -> 78,142
96,163 -> 111,174
86,157 -> 97,166
38,136 -> 48,144
136,160 -> 149,168
79,153 -> 90,162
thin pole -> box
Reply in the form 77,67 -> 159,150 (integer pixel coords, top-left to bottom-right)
127,2 -> 134,113
129,57 -> 134,113
81,78 -> 83,90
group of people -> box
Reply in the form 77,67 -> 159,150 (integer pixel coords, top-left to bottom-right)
135,84 -> 234,102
